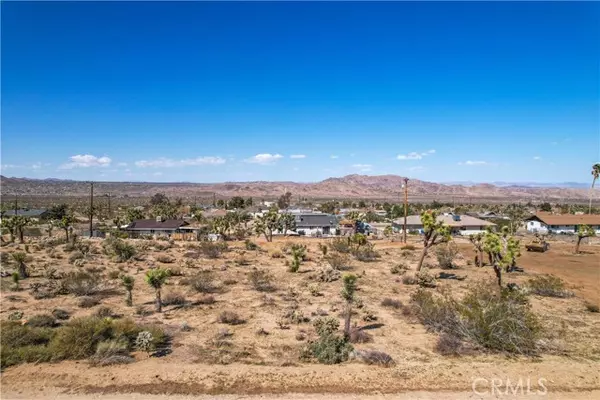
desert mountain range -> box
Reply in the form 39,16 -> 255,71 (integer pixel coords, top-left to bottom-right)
1,175 -> 596,202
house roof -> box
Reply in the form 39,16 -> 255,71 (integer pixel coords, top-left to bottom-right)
4,209 -> 48,217
294,213 -> 337,228
526,213 -> 600,226
125,219 -> 188,230
393,214 -> 495,227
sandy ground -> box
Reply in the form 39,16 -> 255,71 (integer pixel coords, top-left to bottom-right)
1,235 -> 599,398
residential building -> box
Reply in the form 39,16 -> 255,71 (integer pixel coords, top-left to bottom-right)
525,213 -> 600,234
392,214 -> 495,236
123,217 -> 189,238
294,213 -> 338,236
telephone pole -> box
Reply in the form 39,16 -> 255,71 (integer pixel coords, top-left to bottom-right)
403,178 -> 409,243
105,193 -> 112,217
89,182 -> 94,238
14,194 -> 18,215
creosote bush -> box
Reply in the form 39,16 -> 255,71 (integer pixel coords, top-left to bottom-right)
390,262 -> 410,275
218,311 -> 245,325
329,238 -> 351,254
189,271 -> 218,293
248,269 -> 275,292
199,241 -> 227,259
527,275 -> 574,298
381,298 -> 403,309
27,314 -> 57,328
411,283 -> 542,355
416,269 -> 437,288
63,271 -> 101,296
435,242 -> 459,269
325,252 -> 350,270
102,237 -> 136,262
156,254 -> 175,264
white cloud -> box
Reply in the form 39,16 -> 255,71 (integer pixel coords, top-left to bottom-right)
244,153 -> 284,165
135,156 -> 226,168
1,164 -> 20,170
397,149 -> 436,160
352,163 -> 372,172
330,155 -> 339,159
31,162 -> 42,170
533,156 -> 542,161
458,160 -> 488,166
59,154 -> 112,169
409,166 -> 425,172
290,154 -> 306,159
117,162 -> 128,167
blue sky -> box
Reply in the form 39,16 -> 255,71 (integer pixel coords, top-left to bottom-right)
1,1 -> 599,184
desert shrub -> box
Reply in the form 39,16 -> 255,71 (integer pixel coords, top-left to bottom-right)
8,311 -> 24,321
329,238 -> 352,254
585,303 -> 599,313
163,291 -> 186,306
435,333 -> 470,356
248,269 -> 275,292
527,275 -> 574,298
435,242 -> 459,269
244,239 -> 259,250
198,295 -> 215,305
52,309 -> 71,320
107,270 -> 120,280
354,350 -> 395,367
94,306 -> 114,318
156,254 -> 175,264
306,334 -> 353,365
315,266 -> 341,283
362,309 -> 378,322
308,283 -> 321,297
401,244 -> 416,251
416,269 -> 437,288
351,242 -> 380,262
349,327 -> 372,343
313,317 -> 340,336
411,284 -> 542,355
63,271 -> 101,296
68,251 -> 85,264
234,255 -> 251,266
153,241 -> 171,251
77,296 -> 100,308
103,237 -> 136,262
402,274 -> 417,285
218,311 -> 245,325
199,242 -> 226,259
390,262 -> 410,275
381,298 -> 403,309
270,250 -> 284,259
325,252 -> 350,270
167,266 -> 184,276
48,317 -> 115,360
27,314 -> 57,328
288,255 -> 301,273
183,251 -> 200,259
189,271 -> 218,293
134,331 -> 154,352
288,243 -> 307,259
89,339 -> 134,366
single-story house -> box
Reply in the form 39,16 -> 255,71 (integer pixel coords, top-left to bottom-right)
294,213 -> 338,236
3,209 -> 49,221
123,218 -> 190,238
392,214 -> 495,236
525,213 -> 600,234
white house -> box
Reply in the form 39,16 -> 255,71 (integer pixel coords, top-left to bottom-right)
392,214 -> 495,236
525,213 -> 600,234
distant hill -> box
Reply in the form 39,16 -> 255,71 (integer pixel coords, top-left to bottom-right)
0,174 -> 596,201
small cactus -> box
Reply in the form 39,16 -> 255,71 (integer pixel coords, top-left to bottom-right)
134,330 -> 154,352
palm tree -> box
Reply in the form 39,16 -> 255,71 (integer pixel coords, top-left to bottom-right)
12,251 -> 28,279
589,163 -> 600,214
145,268 -> 170,312
121,275 -> 135,306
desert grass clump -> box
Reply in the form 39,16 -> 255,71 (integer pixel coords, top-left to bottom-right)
244,239 -> 259,250
527,275 -> 574,298
349,327 -> 373,343
94,306 -> 114,318
315,266 -> 341,282
352,243 -> 380,262
435,242 -> 459,269
401,244 -> 416,251
163,291 -> 186,306
434,333 -> 471,356
270,250 -> 284,259
103,237 -> 136,262
189,271 -> 219,293
199,241 -> 227,259
68,250 -> 85,265
89,339 -> 134,366
248,269 -> 275,292
218,311 -> 245,325
416,269 -> 437,288
52,309 -> 71,320
381,298 -> 403,309
63,271 -> 101,296
77,296 -> 100,308
156,254 -> 175,264
402,274 -> 418,285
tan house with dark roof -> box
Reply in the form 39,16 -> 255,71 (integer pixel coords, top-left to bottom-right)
525,213 -> 600,234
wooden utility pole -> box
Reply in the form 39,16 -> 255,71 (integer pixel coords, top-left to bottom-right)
403,178 -> 409,243
105,193 -> 112,217
89,182 -> 94,238
14,194 -> 18,215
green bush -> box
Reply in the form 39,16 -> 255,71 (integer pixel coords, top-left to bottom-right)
199,242 -> 227,259
325,252 -> 350,270
435,242 -> 459,269
416,269 -> 437,288
189,271 -> 218,293
329,238 -> 351,254
63,271 -> 101,296
102,237 -> 136,262
27,314 -> 56,328
527,275 -> 574,298
307,334 -> 353,364
352,244 -> 380,262
390,262 -> 410,275
244,239 -> 259,251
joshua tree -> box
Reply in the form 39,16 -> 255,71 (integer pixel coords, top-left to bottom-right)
211,216 -> 231,238
13,216 -> 31,243
469,232 -> 485,267
57,215 -> 75,242
145,268 -> 170,312
121,275 -> 135,306
1,218 -> 17,242
254,209 -> 280,242
340,273 -> 358,339
11,272 -> 20,290
45,221 -> 55,238
416,210 -> 450,271
11,251 -> 28,279
279,213 -> 296,236
505,204 -> 527,235
575,224 -> 596,254
349,233 -> 368,252
483,226 -> 521,288
590,163 -> 600,214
